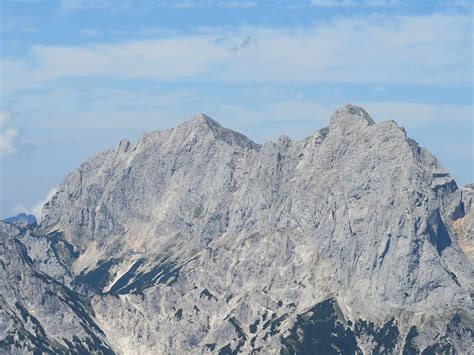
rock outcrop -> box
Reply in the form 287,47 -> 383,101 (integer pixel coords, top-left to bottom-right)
454,184 -> 474,262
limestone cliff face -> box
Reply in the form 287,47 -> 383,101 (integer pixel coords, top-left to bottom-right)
3,104 -> 472,354
0,222 -> 114,354
454,185 -> 474,262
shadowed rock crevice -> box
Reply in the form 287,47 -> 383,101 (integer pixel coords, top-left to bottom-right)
426,209 -> 452,255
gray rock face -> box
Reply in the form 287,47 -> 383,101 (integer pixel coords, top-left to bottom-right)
3,104 -> 473,353
0,222 -> 113,354
455,184 -> 474,262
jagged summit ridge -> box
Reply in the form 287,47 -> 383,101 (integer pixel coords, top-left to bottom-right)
113,103 -> 384,161
8,104 -> 472,354
113,103 -> 381,159
119,112 -> 259,156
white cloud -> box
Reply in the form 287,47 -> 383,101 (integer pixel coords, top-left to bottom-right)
9,187 -> 58,218
0,111 -> 12,127
0,111 -> 19,156
1,35 -> 226,93
0,128 -> 19,155
32,187 -> 58,219
1,13 -> 471,95
60,0 -> 133,13
223,2 -> 257,8
60,0 -> 258,12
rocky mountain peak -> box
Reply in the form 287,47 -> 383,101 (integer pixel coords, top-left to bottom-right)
173,112 -> 259,150
187,112 -> 218,126
329,103 -> 375,134
5,105 -> 473,354
178,112 -> 224,134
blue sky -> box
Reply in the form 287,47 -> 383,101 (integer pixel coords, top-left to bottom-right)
0,0 -> 472,218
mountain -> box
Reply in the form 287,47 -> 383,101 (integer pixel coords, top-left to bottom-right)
3,213 -> 37,228
1,104 -> 472,354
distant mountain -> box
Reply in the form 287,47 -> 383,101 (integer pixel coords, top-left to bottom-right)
3,213 -> 37,227
1,104 -> 472,354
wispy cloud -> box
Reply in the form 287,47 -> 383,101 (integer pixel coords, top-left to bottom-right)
0,111 -> 19,156
59,0 -> 133,13
139,27 -> 181,37
80,28 -> 102,36
223,1 -> 258,9
32,187 -> 58,218
10,187 -> 58,218
0,111 -> 13,127
2,12 -> 471,95
311,0 -> 397,7
23,27 -> 39,33
60,0 -> 258,12
1,9 -> 471,141
0,128 -> 19,156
